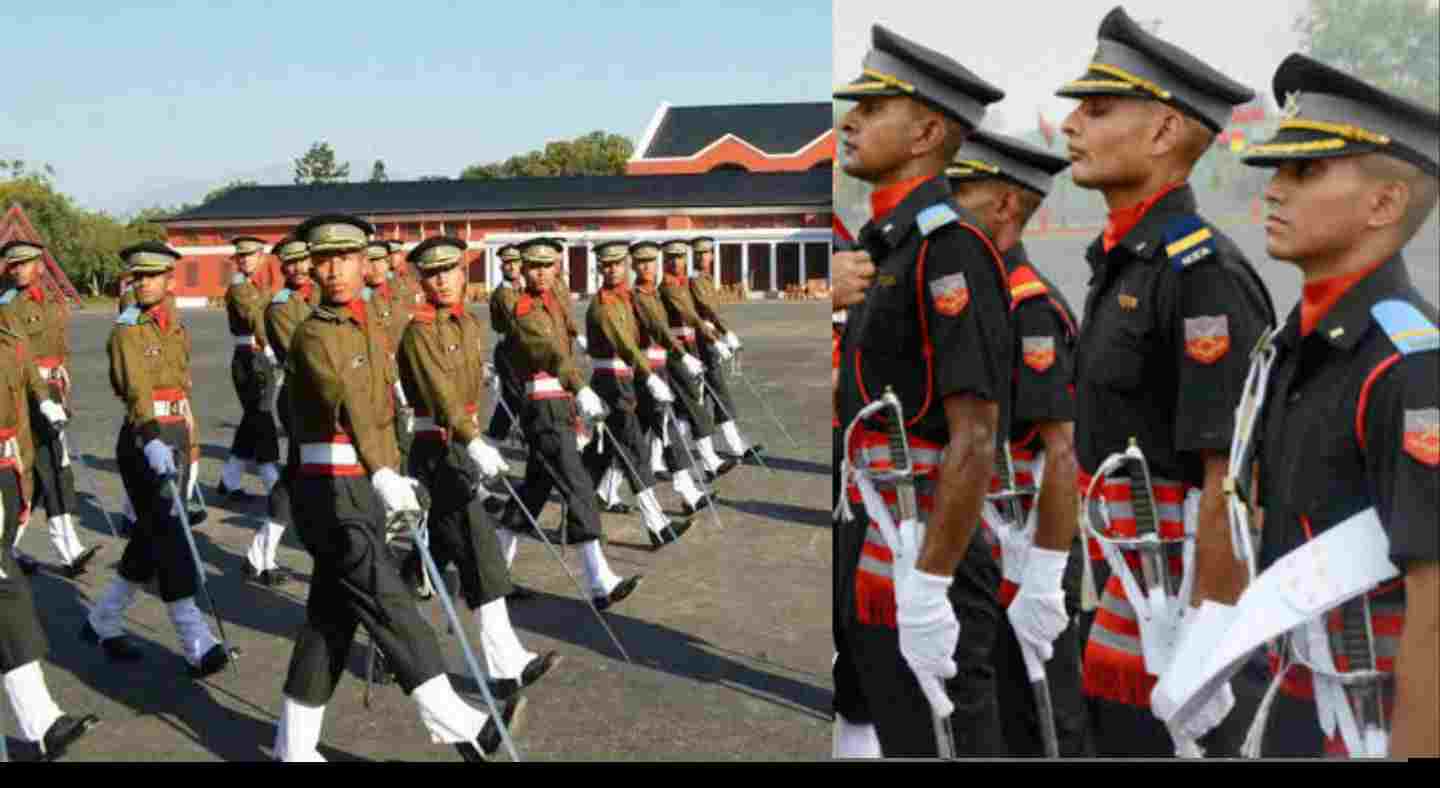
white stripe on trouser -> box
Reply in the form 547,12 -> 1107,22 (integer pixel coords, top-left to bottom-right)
580,541 -> 621,598
650,437 -> 666,474
718,420 -> 749,454
3,661 -> 64,743
496,529 -> 518,570
274,696 -> 327,762
672,469 -> 703,507
88,578 -> 138,640
696,436 -> 723,472
476,600 -> 536,680
62,514 -> 86,564
221,456 -> 246,491
411,674 -> 489,745
187,461 -> 200,502
168,598 -> 220,665
832,712 -> 882,759
635,489 -> 669,535
48,516 -> 77,565
248,520 -> 285,572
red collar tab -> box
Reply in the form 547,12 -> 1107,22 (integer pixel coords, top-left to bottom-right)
1301,257 -> 1388,338
869,174 -> 931,222
1103,181 -> 1185,253
25,285 -> 45,304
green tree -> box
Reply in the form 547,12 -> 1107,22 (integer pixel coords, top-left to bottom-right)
460,130 -> 634,179
293,141 -> 351,185
370,159 -> 389,182
1295,0 -> 1440,108
202,179 -> 257,205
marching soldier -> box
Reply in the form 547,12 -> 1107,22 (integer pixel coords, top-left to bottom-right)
581,240 -> 694,548
1,315 -> 100,760
485,244 -> 525,446
630,240 -> 717,516
82,242 -> 231,678
495,237 -> 642,611
0,241 -> 98,578
218,236 -> 281,500
833,24 -> 1013,757
945,130 -> 1093,756
365,240 -> 416,465
1053,6 -> 1275,756
244,237 -> 317,587
395,236 -> 561,693
272,214 -> 519,762
658,242 -> 738,481
1224,55 -> 1438,758
387,240 -> 421,310
687,236 -> 763,463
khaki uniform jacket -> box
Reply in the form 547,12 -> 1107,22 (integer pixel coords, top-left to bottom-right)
0,327 -> 55,504
225,273 -> 272,350
660,273 -> 719,344
108,304 -> 194,445
586,286 -> 652,380
265,283 -> 320,366
0,285 -> 70,404
288,300 -> 401,474
689,273 -> 730,336
510,288 -> 585,394
633,283 -> 687,357
399,301 -> 487,446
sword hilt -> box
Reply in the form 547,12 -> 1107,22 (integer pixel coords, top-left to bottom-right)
1340,596 -> 1388,731
879,387 -> 917,522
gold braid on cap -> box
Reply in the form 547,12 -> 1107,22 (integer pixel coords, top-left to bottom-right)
1086,62 -> 1172,100
1278,118 -> 1390,146
947,158 -> 1000,178
1245,138 -> 1348,155
841,68 -> 918,95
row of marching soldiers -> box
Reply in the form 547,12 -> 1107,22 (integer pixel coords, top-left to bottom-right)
0,211 -> 766,760
832,8 -> 1436,761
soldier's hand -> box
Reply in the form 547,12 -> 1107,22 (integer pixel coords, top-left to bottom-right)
681,353 -> 706,380
39,399 -> 67,428
575,335 -> 590,355
645,374 -> 675,404
466,437 -> 509,479
576,387 -> 606,423
1006,545 -> 1071,664
144,438 -> 178,478
724,331 -> 742,352
372,468 -> 422,514
833,251 -> 877,309
712,340 -> 734,363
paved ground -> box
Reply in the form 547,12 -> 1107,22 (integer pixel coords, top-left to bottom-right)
4,299 -> 832,762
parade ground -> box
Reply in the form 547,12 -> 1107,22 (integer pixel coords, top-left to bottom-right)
4,299 -> 833,762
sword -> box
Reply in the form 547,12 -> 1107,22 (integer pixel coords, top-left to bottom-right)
165,473 -> 240,674
1340,596 -> 1389,757
593,418 -> 678,543
76,453 -> 120,540
730,362 -> 801,449
699,379 -> 772,475
663,406 -> 725,534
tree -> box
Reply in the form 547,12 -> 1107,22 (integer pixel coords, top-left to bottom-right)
1295,0 -> 1439,108
202,179 -> 257,205
370,159 -> 389,182
293,141 -> 351,185
460,130 -> 634,179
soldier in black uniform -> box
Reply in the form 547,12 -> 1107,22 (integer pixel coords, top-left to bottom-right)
272,215 -> 518,762
1233,55 -> 1438,759
945,130 -> 1093,757
833,25 -> 1012,757
1053,6 -> 1276,757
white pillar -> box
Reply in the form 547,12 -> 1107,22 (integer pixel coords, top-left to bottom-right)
768,242 -> 777,296
740,243 -> 750,300
798,243 -> 807,291
587,242 -> 597,296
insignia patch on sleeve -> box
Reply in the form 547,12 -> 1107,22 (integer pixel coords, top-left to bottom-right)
929,272 -> 969,317
1022,336 -> 1056,372
1184,314 -> 1230,364
1403,408 -> 1439,466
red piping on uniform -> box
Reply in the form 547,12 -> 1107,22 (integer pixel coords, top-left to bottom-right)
1102,181 -> 1184,254
1355,353 -> 1401,452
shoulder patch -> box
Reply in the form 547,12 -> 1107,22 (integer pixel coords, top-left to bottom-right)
1403,408 -> 1440,466
1372,299 -> 1439,355
0,289 -> 16,305
515,294 -> 534,318
917,202 -> 959,237
1008,265 -> 1048,305
928,272 -> 970,316
1165,215 -> 1217,271
1184,315 -> 1231,364
271,288 -> 293,305
116,306 -> 141,325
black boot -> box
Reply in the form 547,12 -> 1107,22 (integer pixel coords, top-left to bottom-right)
40,714 -> 100,761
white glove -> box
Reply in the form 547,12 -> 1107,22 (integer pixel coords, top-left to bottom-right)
724,331 -> 742,351
892,519 -> 958,719
712,340 -> 734,363
392,381 -> 409,410
144,438 -> 177,478
645,375 -> 675,404
263,344 -> 279,368
1160,612 -> 1236,744
575,335 -> 589,354
681,353 -> 705,380
466,437 -> 509,479
576,387 -> 605,423
372,468 -> 422,514
39,399 -> 67,427
1005,545 -> 1071,664
702,320 -> 717,334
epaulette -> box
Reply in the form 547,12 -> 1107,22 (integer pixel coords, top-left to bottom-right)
1008,265 -> 1049,305
230,273 -> 247,286
1372,300 -> 1440,355
0,288 -> 17,305
515,294 -> 535,318
310,305 -> 343,323
1164,215 -> 1218,271
115,306 -> 142,326
411,302 -> 438,324
916,202 -> 960,237
271,288 -> 293,305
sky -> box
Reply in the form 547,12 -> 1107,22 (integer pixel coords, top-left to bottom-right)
2,0 -> 830,216
834,0 -> 1309,136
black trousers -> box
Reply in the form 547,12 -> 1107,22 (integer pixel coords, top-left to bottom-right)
991,538 -> 1095,757
665,349 -> 715,440
696,335 -> 736,425
28,408 -> 77,518
267,383 -> 298,528
485,347 -> 523,442
116,420 -> 199,602
283,475 -> 448,705
0,468 -> 48,672
228,349 -> 280,464
841,533 -> 1008,758
635,365 -> 693,474
516,399 -> 602,544
406,438 -> 514,609
582,376 -> 654,494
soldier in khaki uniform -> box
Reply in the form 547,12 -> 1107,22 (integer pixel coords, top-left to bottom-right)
0,320 -> 100,760
688,236 -> 763,462
365,241 -> 416,467
582,240 -> 693,549
630,241 -> 716,516
387,240 -> 420,310
485,244 -> 525,446
659,241 -> 737,480
396,236 -> 560,693
83,242 -> 231,679
496,237 -> 641,610
218,236 -> 281,500
0,241 -> 98,578
272,215 -> 518,763
244,237 -> 317,587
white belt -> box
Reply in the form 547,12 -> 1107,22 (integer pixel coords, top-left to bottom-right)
525,377 -> 566,397
0,436 -> 17,461
300,443 -> 359,466
234,335 -> 258,349
592,358 -> 633,375
673,326 -> 696,340
36,364 -> 65,381
153,399 -> 191,419
645,347 -> 668,362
